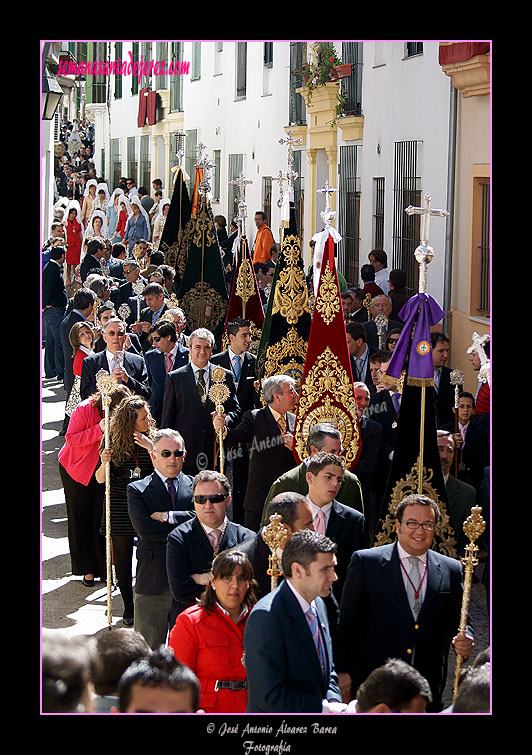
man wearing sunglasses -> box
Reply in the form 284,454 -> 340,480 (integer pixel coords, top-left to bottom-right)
166,470 -> 254,628
335,493 -> 474,712
144,320 -> 189,426
127,429 -> 195,649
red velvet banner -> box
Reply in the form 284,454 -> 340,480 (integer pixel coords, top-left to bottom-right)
438,41 -> 490,65
292,234 -> 361,470
137,87 -> 147,127
147,91 -> 157,126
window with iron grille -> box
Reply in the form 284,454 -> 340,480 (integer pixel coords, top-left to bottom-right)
114,42 -> 122,99
185,130 -> 198,194
139,135 -> 150,190
191,42 -> 201,81
338,145 -> 361,286
340,42 -> 363,116
236,43 -> 247,98
170,42 -> 183,112
127,137 -> 137,185
111,139 -> 122,190
263,177 -> 273,230
86,42 -> 107,104
264,42 -> 273,69
373,178 -> 385,250
156,42 -> 168,90
471,176 -> 490,318
228,154 -> 244,221
405,42 -> 424,57
289,42 -> 306,126
393,140 -> 422,296
140,42 -> 153,90
131,43 -> 139,95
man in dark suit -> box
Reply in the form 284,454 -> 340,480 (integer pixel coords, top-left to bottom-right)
80,317 -> 150,400
305,453 -> 367,609
440,391 -> 489,492
260,422 -> 364,525
362,294 -> 403,351
346,288 -> 369,323
335,493 -> 474,712
108,242 -> 127,281
237,492 -> 315,599
432,332 -> 455,427
127,429 -> 195,649
213,374 -> 298,532
352,382 -> 383,540
42,246 -> 68,380
437,431 -> 477,557
93,302 -> 143,355
144,320 -> 189,426
165,470 -> 254,627
346,321 -> 377,392
80,238 -> 106,283
244,530 -> 345,713
110,259 -> 147,310
211,317 -> 258,524
161,328 -> 241,476
128,282 -> 168,352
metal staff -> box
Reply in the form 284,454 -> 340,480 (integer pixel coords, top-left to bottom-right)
452,506 -> 486,702
262,513 -> 289,591
450,369 -> 464,477
132,280 -> 145,322
96,369 -> 119,629
208,366 -> 230,474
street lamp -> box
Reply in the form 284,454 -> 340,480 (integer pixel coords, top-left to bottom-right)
42,72 -> 63,120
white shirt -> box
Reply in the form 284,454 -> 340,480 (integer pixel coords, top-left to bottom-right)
191,361 -> 211,392
374,267 -> 390,295
105,349 -> 124,373
307,498 -> 333,532
397,541 -> 428,605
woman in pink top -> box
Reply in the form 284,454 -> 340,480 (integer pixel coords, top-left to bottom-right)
58,385 -> 131,587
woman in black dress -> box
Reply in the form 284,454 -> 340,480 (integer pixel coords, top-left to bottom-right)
96,395 -> 156,625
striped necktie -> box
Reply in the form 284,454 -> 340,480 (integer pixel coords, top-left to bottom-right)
232,354 -> 242,383
305,605 -> 327,680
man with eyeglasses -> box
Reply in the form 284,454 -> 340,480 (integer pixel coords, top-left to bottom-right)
127,429 -> 195,649
336,493 -> 474,712
79,317 -> 151,401
166,470 -> 254,628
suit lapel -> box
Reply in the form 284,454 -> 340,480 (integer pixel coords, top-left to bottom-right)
325,500 -> 343,542
418,549 -> 444,621
281,582 -> 327,688
381,543 -> 413,621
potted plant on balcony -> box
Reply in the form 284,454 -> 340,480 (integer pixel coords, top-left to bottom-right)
298,42 -> 352,126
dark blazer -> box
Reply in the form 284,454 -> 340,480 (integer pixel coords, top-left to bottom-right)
127,472 -> 195,596
434,365 -> 456,427
445,474 -> 477,557
161,362 -> 241,476
93,332 -> 143,356
353,415 -> 382,505
362,318 -> 403,351
324,500 -> 368,604
110,276 -> 147,308
80,253 -> 102,283
347,306 -> 369,323
349,344 -> 377,390
79,349 -> 151,401
145,344 -> 189,426
368,389 -> 398,458
166,515 -> 254,626
244,579 -> 342,713
225,406 -> 296,530
42,260 -> 68,310
336,542 -> 471,711
59,310 -> 86,394
126,303 -> 169,350
440,419 -> 489,491
210,350 -> 258,413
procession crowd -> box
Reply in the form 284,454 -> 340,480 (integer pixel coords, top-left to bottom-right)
42,120 -> 490,716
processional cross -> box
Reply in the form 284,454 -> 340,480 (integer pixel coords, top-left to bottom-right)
229,170 -> 253,237
195,142 -> 215,196
317,179 -> 337,229
279,129 -> 302,189
405,192 -> 449,293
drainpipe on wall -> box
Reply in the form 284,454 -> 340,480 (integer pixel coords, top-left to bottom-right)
443,80 -> 457,336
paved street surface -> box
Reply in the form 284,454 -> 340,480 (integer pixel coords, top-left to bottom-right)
41,349 -> 490,708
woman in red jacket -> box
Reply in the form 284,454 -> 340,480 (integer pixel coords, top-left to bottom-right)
58,385 -> 131,587
168,550 -> 258,713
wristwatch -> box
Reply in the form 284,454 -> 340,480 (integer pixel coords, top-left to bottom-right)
161,512 -> 169,522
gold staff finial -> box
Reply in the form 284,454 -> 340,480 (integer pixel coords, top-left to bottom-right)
262,513 -> 289,591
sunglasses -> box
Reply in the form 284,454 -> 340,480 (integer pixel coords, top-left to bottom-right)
194,494 -> 227,504
158,449 -> 185,458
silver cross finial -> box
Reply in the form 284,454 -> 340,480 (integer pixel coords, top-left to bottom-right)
317,179 -> 337,229
230,171 -> 253,237
279,129 -> 302,189
195,143 -> 215,195
175,132 -> 186,167
405,192 -> 449,293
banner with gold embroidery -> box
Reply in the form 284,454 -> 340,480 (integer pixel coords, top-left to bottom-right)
255,203 -> 311,387
292,233 -> 361,470
159,166 -> 192,287
221,235 -> 264,353
176,193 -> 228,345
